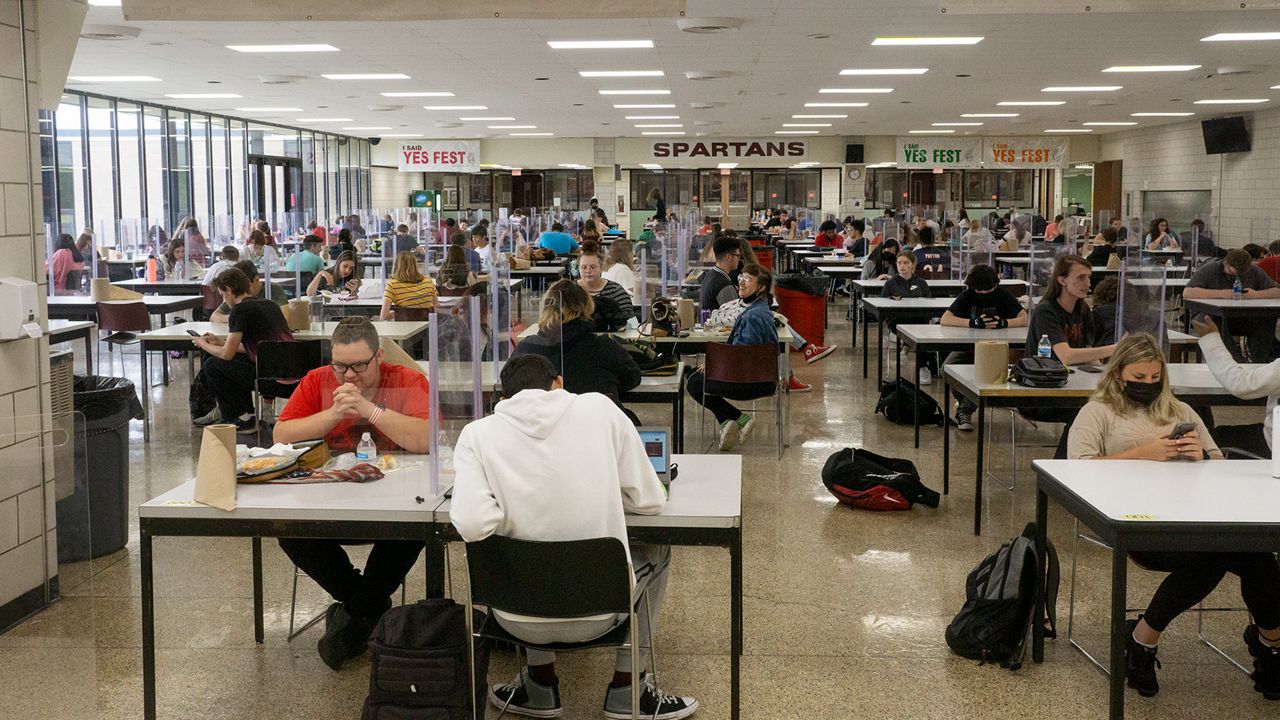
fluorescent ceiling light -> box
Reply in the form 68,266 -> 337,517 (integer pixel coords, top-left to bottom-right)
459,116 -> 514,121
1042,86 -> 1122,92
1103,65 -> 1200,72
642,131 -> 685,135
322,73 -> 410,80
998,101 -> 1065,106
236,107 -> 303,112
165,93 -> 241,99
963,113 -> 1018,117
625,115 -> 679,120
717,162 -> 738,169
775,130 -> 819,135
510,132 -> 554,136
932,122 -> 983,126
793,114 -> 847,119
1194,98 -> 1268,104
804,102 -> 868,107
1131,112 -> 1195,117
634,123 -> 682,128
343,126 -> 391,130
425,105 -> 487,110
1045,129 -> 1092,133
783,123 -> 832,127
295,117 -> 353,122
818,88 -> 894,94
640,163 -> 662,169
1082,121 -> 1138,126
1074,164 -> 1095,169
227,44 -> 338,53
381,92 -> 455,97
488,125 -> 536,129
839,68 -> 928,75
872,36 -> 983,46
909,129 -> 954,134
1274,85 -> 1280,90
1201,32 -> 1280,42
866,162 -> 897,168
67,75 -> 160,82
548,40 -> 654,49
613,104 -> 676,109
378,133 -> 424,138
598,89 -> 670,95
579,70 -> 663,77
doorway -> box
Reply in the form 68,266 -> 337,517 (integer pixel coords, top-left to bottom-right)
908,172 -> 937,209
511,173 -> 543,212
249,155 -> 303,221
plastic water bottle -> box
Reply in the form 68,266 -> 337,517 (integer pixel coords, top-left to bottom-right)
356,432 -> 376,461
436,429 -> 454,470
1037,334 -> 1052,359
145,255 -> 158,282
1234,277 -> 1243,300
309,294 -> 324,326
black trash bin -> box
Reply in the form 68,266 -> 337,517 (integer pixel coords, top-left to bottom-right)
57,375 -> 143,562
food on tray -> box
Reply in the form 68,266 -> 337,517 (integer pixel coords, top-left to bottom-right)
375,455 -> 398,472
238,455 -> 294,475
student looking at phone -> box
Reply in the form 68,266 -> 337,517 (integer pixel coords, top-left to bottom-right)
939,264 -> 1028,431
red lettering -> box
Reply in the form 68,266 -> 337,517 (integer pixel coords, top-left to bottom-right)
403,150 -> 414,164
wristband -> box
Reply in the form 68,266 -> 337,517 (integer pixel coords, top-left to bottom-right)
369,403 -> 386,425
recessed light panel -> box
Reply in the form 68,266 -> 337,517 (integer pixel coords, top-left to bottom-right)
839,68 -> 928,75
1082,122 -> 1138,126
962,113 -> 1018,117
613,104 -> 676,109
227,44 -> 339,53
1103,65 -> 1200,72
634,124 -> 683,128
1041,86 -> 1122,92
1131,112 -> 1195,117
783,123 -> 832,127
598,90 -> 671,95
1194,99 -> 1268,104
909,129 -> 954,134
1201,32 -> 1280,42
1045,129 -> 1092,133
998,101 -> 1065,106
625,115 -> 680,120
818,88 -> 894,94
932,122 -> 983,126
871,37 -> 983,46
804,102 -> 869,107
548,40 -> 654,49
792,114 -> 847,119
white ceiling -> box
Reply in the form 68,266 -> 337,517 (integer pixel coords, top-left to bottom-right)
68,1 -> 1280,142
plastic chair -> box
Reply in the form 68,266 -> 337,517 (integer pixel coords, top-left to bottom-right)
254,340 -> 323,422
463,535 -> 652,720
391,305 -> 432,322
200,285 -> 222,320
95,301 -> 152,379
700,342 -> 782,458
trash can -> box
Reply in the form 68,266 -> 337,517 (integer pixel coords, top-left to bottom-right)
56,375 -> 143,562
775,275 -> 830,350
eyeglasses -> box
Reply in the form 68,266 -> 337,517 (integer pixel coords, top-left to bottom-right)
331,354 -> 376,374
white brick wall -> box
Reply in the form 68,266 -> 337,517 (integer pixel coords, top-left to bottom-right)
1100,107 -> 1280,247
370,166 -> 424,211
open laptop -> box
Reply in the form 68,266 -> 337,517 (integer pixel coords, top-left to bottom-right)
636,426 -> 673,486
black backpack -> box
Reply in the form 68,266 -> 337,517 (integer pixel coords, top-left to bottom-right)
875,378 -> 944,426
1011,357 -> 1069,388
945,523 -> 1059,670
362,599 -> 491,720
188,368 -> 217,421
820,448 -> 940,511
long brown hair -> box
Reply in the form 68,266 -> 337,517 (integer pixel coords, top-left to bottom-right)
539,278 -> 594,332
1041,254 -> 1090,305
391,251 -> 424,284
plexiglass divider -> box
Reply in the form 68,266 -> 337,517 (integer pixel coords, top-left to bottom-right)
1112,263 -> 1171,354
428,294 -> 486,498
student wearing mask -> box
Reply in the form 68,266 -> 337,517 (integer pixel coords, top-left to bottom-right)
1067,333 -> 1280,701
882,253 -> 938,382
308,252 -> 361,296
940,264 -> 1028,430
576,241 -> 635,332
1185,249 -> 1280,362
861,239 -> 901,281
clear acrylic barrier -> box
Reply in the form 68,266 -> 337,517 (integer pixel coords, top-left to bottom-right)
1111,264 -> 1171,354
428,294 -> 488,497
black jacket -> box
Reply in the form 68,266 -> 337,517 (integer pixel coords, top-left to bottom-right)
512,318 -> 641,402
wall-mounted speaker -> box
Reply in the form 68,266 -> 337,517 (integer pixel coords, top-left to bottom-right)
844,144 -> 864,164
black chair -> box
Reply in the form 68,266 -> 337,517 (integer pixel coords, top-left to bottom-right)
254,340 -> 323,422
463,535 -> 650,720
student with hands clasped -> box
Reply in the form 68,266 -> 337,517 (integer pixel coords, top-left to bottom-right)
939,264 -> 1028,431
1067,333 -> 1280,701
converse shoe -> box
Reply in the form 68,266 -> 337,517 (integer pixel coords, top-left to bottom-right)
717,420 -> 739,451
1125,618 -> 1161,697
919,367 -> 933,385
736,413 -> 756,442
953,408 -> 974,432
489,669 -> 563,718
192,406 -> 222,427
232,415 -> 259,434
803,343 -> 837,364
1244,624 -> 1280,700
787,375 -> 812,393
603,675 -> 698,720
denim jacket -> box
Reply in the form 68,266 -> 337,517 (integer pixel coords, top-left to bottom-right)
728,297 -> 778,346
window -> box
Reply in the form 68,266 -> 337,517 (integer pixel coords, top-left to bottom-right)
116,102 -> 143,223
85,97 -> 117,246
142,106 -> 165,229
54,99 -> 87,233
229,120 -> 247,219
38,109 -> 56,230
630,170 -> 695,215
210,117 -> 229,220
167,111 -> 192,227
191,115 -> 210,227
750,169 -> 820,210
543,170 -> 595,208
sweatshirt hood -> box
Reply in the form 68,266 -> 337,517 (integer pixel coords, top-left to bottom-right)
494,388 -> 577,439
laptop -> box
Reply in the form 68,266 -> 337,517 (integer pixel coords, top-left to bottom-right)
636,426 -> 673,486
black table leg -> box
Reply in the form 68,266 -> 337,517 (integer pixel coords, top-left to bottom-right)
142,528 -> 156,720
426,526 -> 446,599
942,378 -> 950,495
730,529 -> 742,720
1033,487 -> 1048,662
850,289 -> 859,349
862,302 -> 870,378
252,537 -> 264,644
84,332 -> 94,374
913,344 -> 921,448
876,319 -> 885,387
1110,541 -> 1129,720
974,398 -> 986,536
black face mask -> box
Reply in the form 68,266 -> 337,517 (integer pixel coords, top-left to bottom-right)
1124,380 -> 1162,406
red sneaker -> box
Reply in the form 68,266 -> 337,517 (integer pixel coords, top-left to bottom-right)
803,343 -> 837,364
787,375 -> 812,393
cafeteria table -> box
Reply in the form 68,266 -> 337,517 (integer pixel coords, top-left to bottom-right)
46,319 -> 95,373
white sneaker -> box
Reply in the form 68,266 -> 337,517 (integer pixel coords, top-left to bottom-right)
919,367 -> 933,385
717,420 -> 739,451
737,414 -> 756,441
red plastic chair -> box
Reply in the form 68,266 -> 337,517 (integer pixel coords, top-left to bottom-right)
701,342 -> 783,457
95,301 -> 152,379
200,285 -> 223,320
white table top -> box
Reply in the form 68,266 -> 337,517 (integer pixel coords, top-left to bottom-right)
517,323 -> 795,345
47,319 -> 95,334
510,266 -> 566,275
435,453 -> 742,530
945,362 -> 1251,398
1183,297 -> 1280,310
46,294 -> 203,309
137,320 -> 430,342
897,324 -> 1197,347
117,277 -> 203,287
861,297 -> 956,312
1092,265 -> 1189,274
816,265 -> 866,275
851,278 -> 1027,291
1129,278 -> 1190,288
414,360 -> 684,394
1033,459 -> 1280,525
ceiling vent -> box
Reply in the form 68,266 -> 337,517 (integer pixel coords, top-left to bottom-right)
434,121 -> 463,129
259,75 -> 307,85
1087,100 -> 1116,107
685,70 -> 731,81
689,102 -> 725,110
80,25 -> 141,41
1213,66 -> 1254,77
677,17 -> 741,34
368,104 -> 404,112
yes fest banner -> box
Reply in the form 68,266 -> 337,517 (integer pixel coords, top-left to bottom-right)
398,140 -> 480,173
896,137 -> 981,169
983,136 -> 1069,169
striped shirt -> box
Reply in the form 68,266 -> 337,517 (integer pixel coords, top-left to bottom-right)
384,278 -> 438,309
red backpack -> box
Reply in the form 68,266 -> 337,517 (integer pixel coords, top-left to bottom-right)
821,448 -> 941,512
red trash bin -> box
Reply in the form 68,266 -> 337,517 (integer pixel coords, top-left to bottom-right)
774,285 -> 825,349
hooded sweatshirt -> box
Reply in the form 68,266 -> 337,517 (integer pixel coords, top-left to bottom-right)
1200,331 -> 1280,449
450,388 -> 666,620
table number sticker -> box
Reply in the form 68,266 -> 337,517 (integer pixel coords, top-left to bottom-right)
164,500 -> 199,506
1122,514 -> 1156,521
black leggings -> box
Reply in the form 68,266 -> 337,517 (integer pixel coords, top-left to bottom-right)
278,538 -> 424,621
1129,551 -> 1280,632
685,370 -> 774,425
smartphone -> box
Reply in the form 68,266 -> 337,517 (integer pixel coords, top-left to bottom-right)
185,329 -> 200,337
1168,421 -> 1197,440
1077,364 -> 1103,373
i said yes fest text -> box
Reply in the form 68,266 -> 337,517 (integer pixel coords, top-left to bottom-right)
897,136 -> 1070,169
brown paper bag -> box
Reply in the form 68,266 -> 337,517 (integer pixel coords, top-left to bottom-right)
676,298 -> 695,330
108,285 -> 144,301
90,277 -> 111,302
282,298 -> 312,332
380,337 -> 426,377
1106,253 -> 1121,270
193,424 -> 237,511
974,340 -> 1010,385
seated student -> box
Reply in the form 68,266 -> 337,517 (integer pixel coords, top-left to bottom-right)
912,226 -> 949,274
451,230 -> 482,273
450,354 -> 696,720
273,317 -> 430,671
388,224 -> 420,257
1086,227 -> 1120,267
842,217 -> 869,257
307,251 -> 361,296
962,221 -> 998,255
1194,313 -> 1280,456
1185,248 -> 1280,362
882,252 -> 938,383
1144,217 -> 1180,251
380,251 -> 437,320
602,238 -> 640,306
470,225 -> 496,273
514,280 -> 641,413
687,264 -> 779,451
285,237 -> 327,275
436,245 -> 479,293
190,268 -> 295,431
201,245 -> 240,285
813,219 -> 842,248
1067,333 -> 1280,700
700,235 -> 742,310
331,228 -> 357,260
538,222 -> 579,255
577,241 -> 635,332
243,229 -> 282,271
1256,240 -> 1280,283
940,264 -> 1029,430
861,239 -> 901,281
209,260 -> 287,323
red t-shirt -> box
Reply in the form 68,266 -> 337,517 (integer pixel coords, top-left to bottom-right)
278,362 -> 430,452
813,232 -> 842,248
1258,256 -> 1280,283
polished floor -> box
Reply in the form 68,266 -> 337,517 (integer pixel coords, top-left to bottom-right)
0,304 -> 1270,719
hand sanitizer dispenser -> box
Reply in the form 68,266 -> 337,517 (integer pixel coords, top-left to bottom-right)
0,277 -> 41,340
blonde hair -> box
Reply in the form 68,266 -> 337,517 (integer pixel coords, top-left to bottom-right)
606,238 -> 634,270
391,251 -> 424,284
1093,333 -> 1182,425
538,279 -> 594,332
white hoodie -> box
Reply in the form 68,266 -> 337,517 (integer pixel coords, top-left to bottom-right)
1200,331 -> 1280,449
450,387 -> 666,563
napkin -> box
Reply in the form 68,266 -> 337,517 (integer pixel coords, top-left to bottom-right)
380,337 -> 426,377
194,424 -> 237,511
974,340 -> 1010,385
89,277 -> 144,301
283,298 -> 311,332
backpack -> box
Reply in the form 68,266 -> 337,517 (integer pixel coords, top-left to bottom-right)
1011,357 -> 1069,388
875,378 -> 944,426
945,523 -> 1059,670
820,448 -> 940,511
361,599 -> 490,720
189,368 -> 217,421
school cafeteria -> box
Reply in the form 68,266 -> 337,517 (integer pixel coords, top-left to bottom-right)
8,2 -> 1280,719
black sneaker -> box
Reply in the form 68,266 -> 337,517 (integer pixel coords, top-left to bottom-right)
488,669 -> 563,718
315,602 -> 371,671
1244,624 -> 1280,700
604,674 -> 699,720
232,415 -> 258,434
1125,618 -> 1161,697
